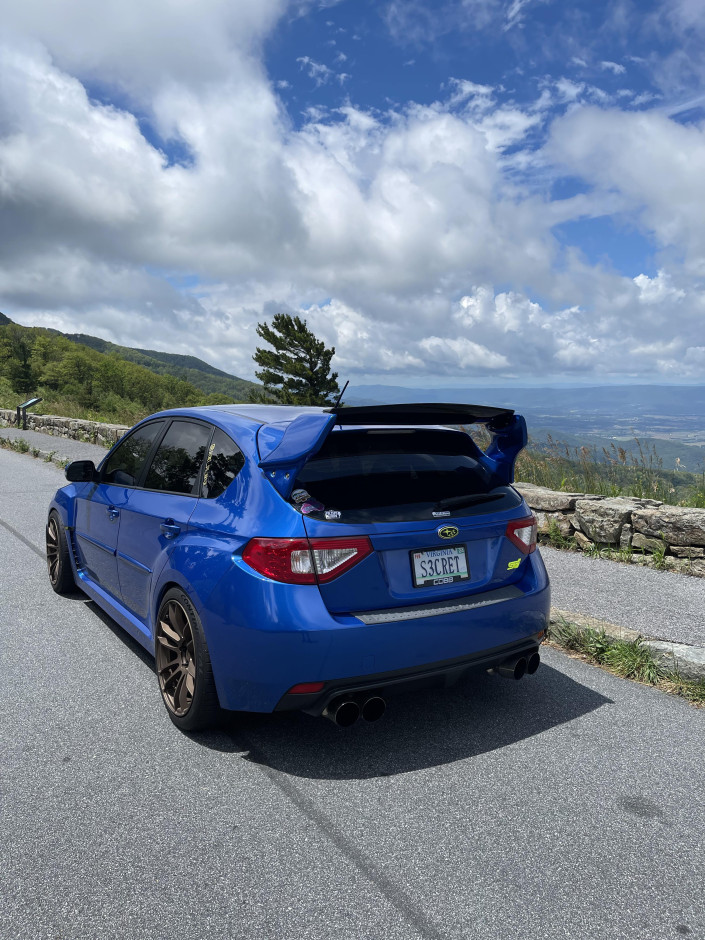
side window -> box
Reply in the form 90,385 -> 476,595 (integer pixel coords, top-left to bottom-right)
102,421 -> 164,486
144,421 -> 212,495
201,428 -> 245,499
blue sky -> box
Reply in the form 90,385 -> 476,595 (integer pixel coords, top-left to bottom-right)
0,0 -> 704,385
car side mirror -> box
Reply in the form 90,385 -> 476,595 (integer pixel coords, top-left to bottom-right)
65,460 -> 98,483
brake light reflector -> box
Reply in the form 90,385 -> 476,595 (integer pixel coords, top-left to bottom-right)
242,536 -> 373,584
506,516 -> 537,554
288,682 -> 325,694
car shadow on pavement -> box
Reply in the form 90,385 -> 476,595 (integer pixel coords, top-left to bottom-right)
203,663 -> 613,780
83,599 -> 613,779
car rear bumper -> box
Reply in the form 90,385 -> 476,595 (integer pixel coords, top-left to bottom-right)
273,632 -> 545,716
205,552 -> 550,713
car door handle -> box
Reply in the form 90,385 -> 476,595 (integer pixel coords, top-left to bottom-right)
160,521 -> 181,539
107,507 -> 119,521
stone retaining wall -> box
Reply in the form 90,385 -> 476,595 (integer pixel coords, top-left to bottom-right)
515,482 -> 705,578
0,409 -> 128,448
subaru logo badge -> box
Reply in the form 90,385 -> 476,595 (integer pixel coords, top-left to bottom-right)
438,525 -> 459,540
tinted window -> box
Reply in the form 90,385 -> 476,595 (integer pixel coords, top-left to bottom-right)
201,428 -> 245,499
144,421 -> 212,495
295,428 -> 521,522
102,422 -> 164,486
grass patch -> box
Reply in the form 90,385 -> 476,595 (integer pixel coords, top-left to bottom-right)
0,435 -> 30,455
548,617 -> 705,706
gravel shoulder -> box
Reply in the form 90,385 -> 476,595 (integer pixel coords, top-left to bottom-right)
0,425 -> 109,464
541,545 -> 705,648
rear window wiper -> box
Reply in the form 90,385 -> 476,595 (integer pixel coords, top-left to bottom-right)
433,493 -> 504,510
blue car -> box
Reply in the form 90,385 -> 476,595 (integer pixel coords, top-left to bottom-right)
46,403 -> 550,731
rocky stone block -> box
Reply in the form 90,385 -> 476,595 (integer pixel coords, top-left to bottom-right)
646,641 -> 705,681
619,524 -> 632,550
632,506 -> 705,547
631,532 -> 666,554
536,511 -> 574,538
690,559 -> 705,577
534,511 -> 550,534
513,483 -> 584,512
669,546 -> 705,558
573,531 -> 593,550
574,497 -> 637,544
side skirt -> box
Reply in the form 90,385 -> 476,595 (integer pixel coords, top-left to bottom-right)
76,570 -> 156,656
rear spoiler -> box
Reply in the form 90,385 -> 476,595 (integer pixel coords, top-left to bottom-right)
257,402 -> 527,497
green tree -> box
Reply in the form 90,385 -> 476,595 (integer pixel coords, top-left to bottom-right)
253,314 -> 340,406
0,325 -> 37,395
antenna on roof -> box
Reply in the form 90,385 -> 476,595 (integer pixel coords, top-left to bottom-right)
332,379 -> 349,411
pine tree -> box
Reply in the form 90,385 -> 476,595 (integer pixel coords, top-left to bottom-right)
253,314 -> 341,406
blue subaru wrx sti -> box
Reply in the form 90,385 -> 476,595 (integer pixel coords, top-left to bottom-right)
46,403 -> 550,731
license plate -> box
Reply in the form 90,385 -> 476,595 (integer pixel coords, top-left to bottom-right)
410,545 -> 469,587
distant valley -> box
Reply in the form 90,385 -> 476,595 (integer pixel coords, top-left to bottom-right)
347,384 -> 705,471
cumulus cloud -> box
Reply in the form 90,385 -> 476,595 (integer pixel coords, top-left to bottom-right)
0,1 -> 703,386
549,107 -> 705,275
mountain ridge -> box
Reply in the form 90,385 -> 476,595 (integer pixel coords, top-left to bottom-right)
63,332 -> 259,400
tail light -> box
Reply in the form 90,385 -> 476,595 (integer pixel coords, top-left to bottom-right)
506,516 -> 537,554
242,536 -> 373,584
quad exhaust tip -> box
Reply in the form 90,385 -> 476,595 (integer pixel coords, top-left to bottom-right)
498,656 -> 527,680
494,650 -> 541,680
323,694 -> 387,727
527,651 -> 541,675
323,698 -> 360,728
361,695 -> 386,723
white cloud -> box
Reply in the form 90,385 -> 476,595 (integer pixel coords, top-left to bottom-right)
0,3 -> 704,386
297,56 -> 334,86
600,60 -> 626,75
549,107 -> 705,275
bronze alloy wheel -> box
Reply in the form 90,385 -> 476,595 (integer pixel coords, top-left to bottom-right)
156,599 -> 197,717
46,511 -> 74,595
46,515 -> 61,586
155,587 -> 220,731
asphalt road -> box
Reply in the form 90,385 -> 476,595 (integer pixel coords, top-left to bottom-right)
2,449 -> 704,940
0,425 -> 112,463
543,546 -> 705,647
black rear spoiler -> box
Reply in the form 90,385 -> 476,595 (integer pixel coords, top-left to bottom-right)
325,402 -> 514,426
259,402 -> 527,497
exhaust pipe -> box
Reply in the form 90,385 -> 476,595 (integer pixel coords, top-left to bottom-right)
527,651 -> 541,675
497,656 -> 527,680
322,698 -> 360,728
360,696 -> 386,723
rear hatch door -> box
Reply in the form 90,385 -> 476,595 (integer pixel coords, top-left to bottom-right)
302,510 -> 526,615
293,424 -> 527,615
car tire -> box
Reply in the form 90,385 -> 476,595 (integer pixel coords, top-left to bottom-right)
155,587 -> 221,732
46,510 -> 76,595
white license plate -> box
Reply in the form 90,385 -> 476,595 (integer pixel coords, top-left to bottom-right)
411,545 -> 469,587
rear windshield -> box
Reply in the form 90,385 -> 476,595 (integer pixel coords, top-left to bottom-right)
294,428 -> 521,523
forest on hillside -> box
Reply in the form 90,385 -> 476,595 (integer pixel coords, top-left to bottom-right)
0,322 -> 240,424
65,332 -> 258,401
